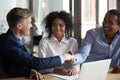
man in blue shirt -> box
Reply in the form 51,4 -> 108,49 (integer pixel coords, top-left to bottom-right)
0,7 -> 74,79
68,9 -> 120,73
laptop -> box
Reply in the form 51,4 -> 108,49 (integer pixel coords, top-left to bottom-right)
48,59 -> 111,80
78,59 -> 111,80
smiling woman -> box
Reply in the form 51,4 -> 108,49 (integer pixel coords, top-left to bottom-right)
38,11 -> 80,76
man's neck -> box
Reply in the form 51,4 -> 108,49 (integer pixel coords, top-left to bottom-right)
10,28 -> 23,40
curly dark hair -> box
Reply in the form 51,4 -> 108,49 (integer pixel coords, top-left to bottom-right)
42,11 -> 73,38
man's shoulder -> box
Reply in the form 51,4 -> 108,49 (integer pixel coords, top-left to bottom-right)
87,27 -> 102,33
0,33 -> 8,41
0,32 -> 7,36
0,32 -> 19,46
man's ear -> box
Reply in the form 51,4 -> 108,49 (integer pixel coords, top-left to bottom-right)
16,23 -> 22,29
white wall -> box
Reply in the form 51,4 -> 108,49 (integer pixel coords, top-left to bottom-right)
0,0 -> 29,21
32,0 -> 69,35
16,0 -> 29,8
0,0 -> 16,21
0,0 -> 29,34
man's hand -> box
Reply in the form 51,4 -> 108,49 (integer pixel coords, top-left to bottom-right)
62,51 -> 75,61
65,58 -> 75,65
65,51 -> 76,65
53,67 -> 77,76
111,65 -> 120,73
30,69 -> 45,80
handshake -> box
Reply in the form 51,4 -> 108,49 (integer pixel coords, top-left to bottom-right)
62,51 -> 76,65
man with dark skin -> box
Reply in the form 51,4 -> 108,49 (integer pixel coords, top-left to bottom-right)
67,9 -> 120,73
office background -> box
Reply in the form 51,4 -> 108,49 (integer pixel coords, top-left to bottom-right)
0,0 -> 119,54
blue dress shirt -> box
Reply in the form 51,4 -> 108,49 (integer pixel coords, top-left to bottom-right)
75,27 -> 120,67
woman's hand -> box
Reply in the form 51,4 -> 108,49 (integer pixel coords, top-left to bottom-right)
53,68 -> 69,75
30,69 -> 45,80
68,67 -> 77,76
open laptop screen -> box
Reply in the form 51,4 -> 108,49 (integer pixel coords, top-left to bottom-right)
78,59 -> 111,80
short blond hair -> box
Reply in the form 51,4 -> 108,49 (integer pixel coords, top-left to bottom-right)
7,7 -> 33,28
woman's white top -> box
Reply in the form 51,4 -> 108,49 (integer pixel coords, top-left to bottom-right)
38,34 -> 79,73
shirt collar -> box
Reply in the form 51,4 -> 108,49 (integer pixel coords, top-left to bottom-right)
50,34 -> 67,43
17,37 -> 25,45
101,27 -> 120,39
7,29 -> 25,45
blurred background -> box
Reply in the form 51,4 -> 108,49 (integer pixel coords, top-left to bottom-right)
0,0 -> 119,55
